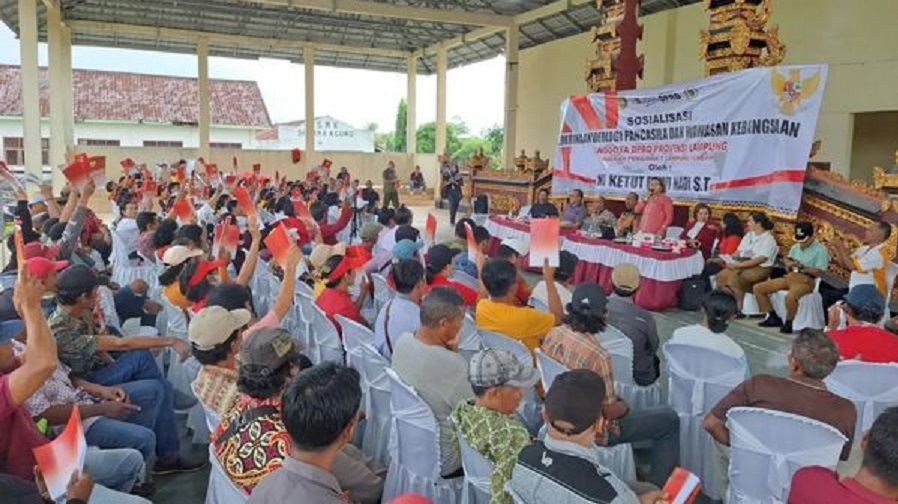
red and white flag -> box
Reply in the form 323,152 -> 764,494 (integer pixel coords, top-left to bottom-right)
33,407 -> 87,500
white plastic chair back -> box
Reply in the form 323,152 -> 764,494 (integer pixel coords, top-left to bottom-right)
517,205 -> 531,218
251,266 -> 272,317
458,313 -> 483,362
477,329 -> 541,434
726,407 -> 847,503
161,290 -> 188,339
742,293 -> 763,316
528,296 -> 550,314
338,314 -> 375,373
450,271 -> 479,291
663,342 -> 748,500
309,304 -> 344,364
505,483 -> 527,504
824,360 -> 898,441
192,380 -> 223,433
205,444 -> 248,504
771,277 -> 824,331
666,226 -> 684,239
883,263 -> 898,322
599,327 -> 663,411
535,421 -> 636,483
371,273 -> 395,315
382,368 -> 463,502
96,285 -> 122,332
356,341 -> 392,465
534,348 -> 567,391
455,422 -> 494,504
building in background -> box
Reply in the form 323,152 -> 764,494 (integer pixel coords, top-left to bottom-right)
0,65 -> 271,166
254,115 -> 375,152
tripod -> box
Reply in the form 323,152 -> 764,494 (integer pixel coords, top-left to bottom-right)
348,193 -> 363,244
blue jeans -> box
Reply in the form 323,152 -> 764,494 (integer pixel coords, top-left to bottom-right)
86,418 -> 156,460
86,350 -> 161,385
83,446 -> 144,493
609,406 -> 681,488
121,379 -> 180,458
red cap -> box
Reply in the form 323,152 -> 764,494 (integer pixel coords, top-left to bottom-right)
345,245 -> 372,268
23,242 -> 61,260
388,495 -> 432,504
26,257 -> 69,281
188,259 -> 228,287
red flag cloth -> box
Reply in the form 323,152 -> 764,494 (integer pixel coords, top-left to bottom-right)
32,407 -> 87,500
252,163 -> 261,175
171,199 -> 193,221
529,218 -> 560,268
425,213 -> 437,243
173,164 -> 186,184
264,223 -> 292,268
661,467 -> 701,504
233,187 -> 257,218
464,222 -> 477,262
291,148 -> 302,164
120,157 -> 136,170
213,221 -> 241,257
205,163 -> 218,178
292,199 -> 313,220
321,158 -> 333,169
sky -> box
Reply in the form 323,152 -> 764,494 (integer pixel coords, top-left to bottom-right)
0,24 -> 507,135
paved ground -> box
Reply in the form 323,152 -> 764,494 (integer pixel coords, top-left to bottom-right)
152,203 -> 795,503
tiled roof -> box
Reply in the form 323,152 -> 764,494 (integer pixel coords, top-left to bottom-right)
0,65 -> 271,128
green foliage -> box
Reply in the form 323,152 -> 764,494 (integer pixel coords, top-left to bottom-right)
390,99 -> 408,152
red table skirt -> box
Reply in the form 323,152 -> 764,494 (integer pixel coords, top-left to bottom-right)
573,261 -> 684,311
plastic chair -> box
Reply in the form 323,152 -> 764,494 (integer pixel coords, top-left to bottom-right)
458,312 -> 483,362
371,273 -> 395,315
205,444 -> 248,504
382,368 -> 463,502
308,304 -> 345,364
534,348 -> 566,390
771,277 -> 824,331
352,336 -> 393,465
454,421 -> 494,504
598,326 -> 663,411
726,407 -> 848,503
528,296 -> 550,314
478,330 -> 542,433
663,342 -> 748,500
338,315 -> 374,372
666,226 -> 684,239
824,360 -> 898,441
450,271 -> 479,291
250,266 -> 272,318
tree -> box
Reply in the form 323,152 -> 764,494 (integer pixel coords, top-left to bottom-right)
482,124 -> 503,157
389,99 -> 408,152
415,121 -> 467,156
364,122 -> 378,132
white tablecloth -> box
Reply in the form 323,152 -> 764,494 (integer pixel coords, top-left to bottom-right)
561,237 -> 704,282
485,217 -> 531,249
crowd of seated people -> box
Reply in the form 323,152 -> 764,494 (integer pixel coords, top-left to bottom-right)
2,165 -> 898,504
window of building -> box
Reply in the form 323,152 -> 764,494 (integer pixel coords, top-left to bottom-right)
210,142 -> 242,149
143,140 -> 184,148
78,139 -> 121,147
2,137 -> 49,165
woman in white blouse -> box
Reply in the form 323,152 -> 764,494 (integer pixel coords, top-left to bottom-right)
669,289 -> 745,360
715,212 -> 778,315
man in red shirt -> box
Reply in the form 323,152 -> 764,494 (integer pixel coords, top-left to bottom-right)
827,284 -> 898,362
789,407 -> 898,503
310,200 -> 352,245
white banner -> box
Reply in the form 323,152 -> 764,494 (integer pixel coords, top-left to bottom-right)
552,65 -> 828,216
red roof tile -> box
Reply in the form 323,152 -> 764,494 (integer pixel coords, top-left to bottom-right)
0,65 -> 271,128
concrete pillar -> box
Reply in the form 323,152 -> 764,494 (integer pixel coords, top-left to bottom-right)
406,55 -> 417,154
61,25 -> 74,157
19,0 -> 42,177
304,47 -> 315,166
435,44 -> 447,157
197,38 -> 211,160
503,22 -> 519,171
47,1 -> 66,179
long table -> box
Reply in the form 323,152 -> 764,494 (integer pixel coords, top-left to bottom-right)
562,234 -> 705,311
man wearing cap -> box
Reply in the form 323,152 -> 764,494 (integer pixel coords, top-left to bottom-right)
359,222 -> 390,274
426,244 -> 479,307
212,327 -> 385,499
374,260 -> 426,359
392,287 -> 473,478
382,160 -> 400,209
477,259 -> 563,353
606,263 -> 660,386
393,239 -> 424,263
754,222 -> 830,334
828,284 -> 898,362
452,225 -> 491,279
543,283 -> 680,489
824,221 -> 893,316
450,348 -> 535,504
188,305 -> 253,417
249,363 -> 366,504
531,250 -> 577,308
159,245 -> 205,310
497,238 -> 534,306
316,253 -> 370,332
508,370 -> 668,504
310,200 -> 353,246
361,179 -> 380,213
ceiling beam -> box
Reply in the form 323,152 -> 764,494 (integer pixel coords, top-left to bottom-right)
412,0 -> 593,58
65,20 -> 411,59
223,0 -> 513,27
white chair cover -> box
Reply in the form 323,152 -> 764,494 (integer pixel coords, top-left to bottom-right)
450,271 -> 479,291
771,277 -> 824,331
742,293 -> 763,316
534,348 -> 566,390
663,342 -> 748,500
455,423 -> 494,504
371,273 -> 395,315
292,291 -> 314,351
478,330 -> 542,434
598,327 -> 663,412
726,407 -> 847,504
192,381 -> 223,433
337,315 -> 376,349
97,286 -> 122,332
458,313 -> 483,362
383,369 -> 463,502
161,291 -> 189,339
204,444 -> 248,504
528,297 -> 550,314
251,266 -> 272,319
357,341 -> 393,466
309,304 -> 345,364
824,360 -> 898,441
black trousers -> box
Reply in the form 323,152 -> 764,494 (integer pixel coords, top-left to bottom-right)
447,186 -> 462,224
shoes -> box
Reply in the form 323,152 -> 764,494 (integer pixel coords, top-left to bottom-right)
131,482 -> 155,498
734,312 -> 746,319
758,313 -> 783,328
780,320 -> 794,334
152,456 -> 209,476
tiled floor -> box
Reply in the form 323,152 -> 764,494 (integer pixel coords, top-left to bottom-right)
152,204 -> 797,503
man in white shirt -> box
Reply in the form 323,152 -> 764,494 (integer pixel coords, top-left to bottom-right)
531,251 -> 577,308
373,260 -> 426,359
669,289 -> 745,360
824,221 -> 893,316
391,287 -> 472,478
